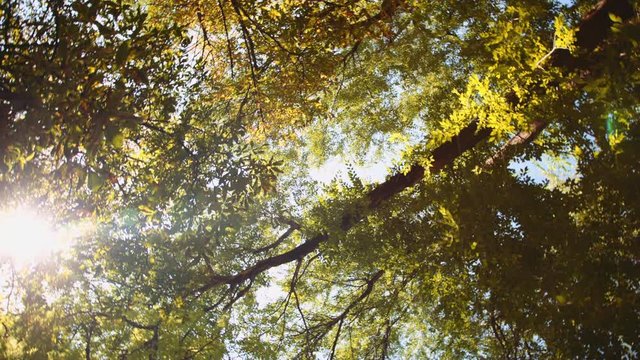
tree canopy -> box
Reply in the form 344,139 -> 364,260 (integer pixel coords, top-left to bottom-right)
1,0 -> 639,358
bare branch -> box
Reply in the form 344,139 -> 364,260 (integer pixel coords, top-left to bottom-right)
250,220 -> 301,254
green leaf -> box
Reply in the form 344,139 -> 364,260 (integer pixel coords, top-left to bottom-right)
609,13 -> 623,23
88,171 -> 104,191
138,204 -> 156,216
111,133 -> 125,148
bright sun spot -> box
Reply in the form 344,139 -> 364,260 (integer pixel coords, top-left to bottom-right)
0,206 -> 89,264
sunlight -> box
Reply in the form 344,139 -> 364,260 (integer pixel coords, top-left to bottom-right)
0,206 -> 83,264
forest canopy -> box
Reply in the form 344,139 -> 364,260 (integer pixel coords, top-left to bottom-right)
1,0 -> 639,358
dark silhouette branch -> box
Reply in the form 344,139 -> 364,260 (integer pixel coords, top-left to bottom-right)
250,220 -> 301,254
229,0 -> 259,87
350,0 -> 404,31
196,233 -> 328,292
292,269 -> 384,357
216,0 -> 235,78
576,0 -> 634,51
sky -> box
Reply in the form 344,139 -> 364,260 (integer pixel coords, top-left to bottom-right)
307,142 -> 577,187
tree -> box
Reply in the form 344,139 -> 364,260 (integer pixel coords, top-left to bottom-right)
1,0 -> 639,358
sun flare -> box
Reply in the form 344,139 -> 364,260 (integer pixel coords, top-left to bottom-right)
0,206 -> 81,264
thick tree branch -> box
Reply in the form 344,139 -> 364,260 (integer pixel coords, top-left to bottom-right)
351,0 -> 404,30
364,120 -> 492,211
229,0 -> 259,87
485,0 -> 635,166
576,0 -> 634,51
196,233 -> 328,292
483,119 -> 548,169
196,0 -> 634,300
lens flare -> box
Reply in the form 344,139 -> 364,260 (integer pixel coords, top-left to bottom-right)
0,206 -> 85,264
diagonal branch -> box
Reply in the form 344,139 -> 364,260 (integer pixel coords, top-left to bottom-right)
483,0 -> 635,167
195,0 -> 634,300
250,220 -> 301,254
576,0 -> 634,51
196,233 -> 328,292
483,119 -> 548,169
195,118 -> 490,294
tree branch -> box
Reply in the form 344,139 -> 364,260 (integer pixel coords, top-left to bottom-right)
483,119 -> 548,169
484,0 -> 635,166
195,233 -> 328,293
300,270 -> 384,356
195,0 -> 634,303
250,220 -> 300,254
216,0 -> 235,78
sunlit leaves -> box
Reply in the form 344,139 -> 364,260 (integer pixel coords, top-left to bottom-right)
553,14 -> 576,53
1,0 -> 639,358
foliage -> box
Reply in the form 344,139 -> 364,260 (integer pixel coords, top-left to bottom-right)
1,0 -> 639,358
